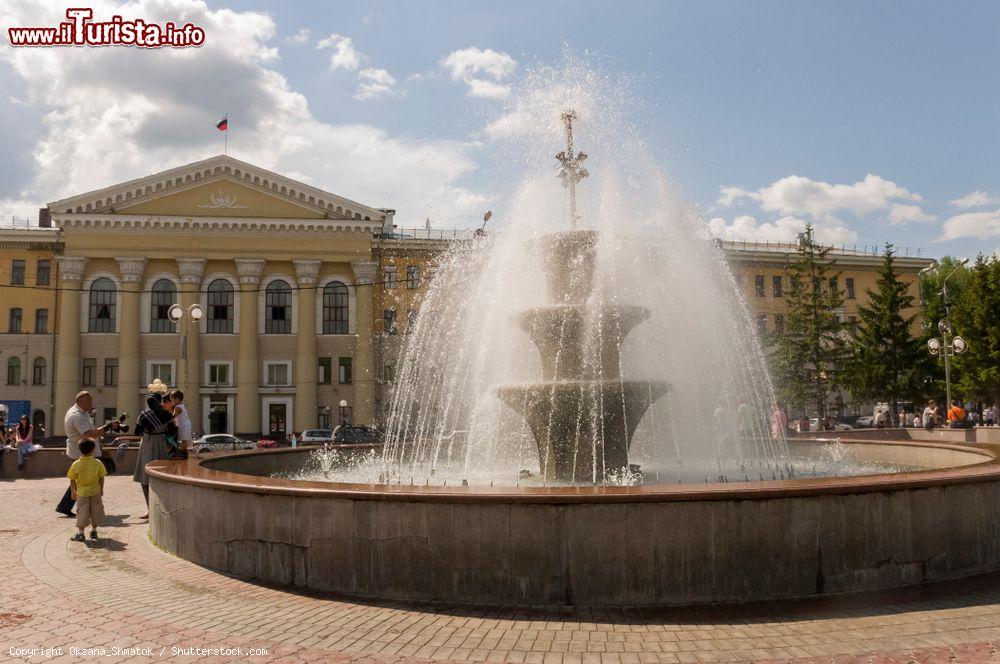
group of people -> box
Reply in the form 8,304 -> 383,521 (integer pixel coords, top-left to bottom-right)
57,381 -> 193,542
0,414 -> 43,470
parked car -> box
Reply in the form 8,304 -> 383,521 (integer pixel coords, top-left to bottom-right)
810,418 -> 853,432
193,434 -> 255,453
333,425 -> 382,444
299,429 -> 334,443
855,415 -> 875,428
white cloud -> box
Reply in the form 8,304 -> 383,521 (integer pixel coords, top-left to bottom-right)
406,70 -> 436,83
316,33 -> 360,71
939,210 -> 1000,241
706,214 -> 858,245
887,203 -> 935,225
289,28 -> 310,44
950,190 -> 999,209
353,68 -> 396,101
0,0 -> 487,226
716,174 -> 931,228
442,47 -> 516,99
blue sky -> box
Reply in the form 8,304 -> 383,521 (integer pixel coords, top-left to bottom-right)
2,0 -> 999,258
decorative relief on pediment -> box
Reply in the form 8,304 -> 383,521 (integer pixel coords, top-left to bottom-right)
197,188 -> 247,210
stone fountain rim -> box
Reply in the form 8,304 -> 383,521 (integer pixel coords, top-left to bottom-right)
146,438 -> 1000,504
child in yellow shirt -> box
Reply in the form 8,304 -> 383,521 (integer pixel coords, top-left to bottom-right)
67,439 -> 107,541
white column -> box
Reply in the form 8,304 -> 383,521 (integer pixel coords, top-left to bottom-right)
115,257 -> 146,422
176,258 -> 206,431
235,258 -> 265,435
351,260 -> 377,426
54,256 -> 88,435
293,259 -> 321,431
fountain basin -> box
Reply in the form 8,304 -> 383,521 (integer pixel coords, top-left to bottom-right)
148,437 -> 1000,606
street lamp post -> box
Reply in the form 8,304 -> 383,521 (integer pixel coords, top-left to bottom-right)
925,259 -> 970,408
339,399 -> 348,426
167,303 -> 204,398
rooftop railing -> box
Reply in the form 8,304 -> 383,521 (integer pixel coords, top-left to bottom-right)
717,239 -> 924,258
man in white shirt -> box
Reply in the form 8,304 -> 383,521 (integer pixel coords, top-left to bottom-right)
56,391 -> 102,517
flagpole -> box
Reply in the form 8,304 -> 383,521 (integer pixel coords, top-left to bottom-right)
224,113 -> 228,155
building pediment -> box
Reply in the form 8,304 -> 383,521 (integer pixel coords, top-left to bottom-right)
47,155 -> 389,222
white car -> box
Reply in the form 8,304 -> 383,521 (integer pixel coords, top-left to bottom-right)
810,418 -> 853,432
193,434 -> 255,453
299,429 -> 334,443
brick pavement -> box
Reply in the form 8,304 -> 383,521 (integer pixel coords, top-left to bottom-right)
3,476 -> 1000,663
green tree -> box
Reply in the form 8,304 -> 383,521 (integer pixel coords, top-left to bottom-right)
844,244 -> 924,414
952,255 -> 1000,406
772,225 -> 848,417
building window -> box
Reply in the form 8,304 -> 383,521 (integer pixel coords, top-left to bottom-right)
35,309 -> 48,334
82,358 -> 96,386
206,279 -> 234,334
9,308 -> 22,333
339,357 -> 352,384
36,260 -> 50,286
318,408 -> 331,430
32,357 -> 46,385
772,276 -> 783,298
318,357 -> 332,384
265,280 -> 292,334
6,357 -> 19,385
150,279 -> 177,333
846,277 -> 856,299
102,408 -> 117,426
88,277 -> 116,332
774,314 -> 784,335
384,309 -> 397,335
11,260 -> 25,286
383,362 -> 395,383
754,275 -> 765,297
207,362 -> 230,386
104,358 -> 118,387
322,282 -> 349,334
829,277 -> 839,296
32,409 -> 45,434
406,265 -> 421,289
383,266 -> 397,289
756,314 -> 767,336
265,362 -> 289,386
149,362 -> 173,386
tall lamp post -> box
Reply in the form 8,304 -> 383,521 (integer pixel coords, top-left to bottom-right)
339,399 -> 349,426
925,258 -> 970,407
167,303 -> 204,398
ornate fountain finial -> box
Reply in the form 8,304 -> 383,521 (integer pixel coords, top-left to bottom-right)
555,110 -> 589,228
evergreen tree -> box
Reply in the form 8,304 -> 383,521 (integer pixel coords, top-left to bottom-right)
952,255 -> 1000,405
844,244 -> 924,414
772,225 -> 848,417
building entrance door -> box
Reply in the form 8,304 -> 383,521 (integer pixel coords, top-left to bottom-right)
268,402 -> 287,441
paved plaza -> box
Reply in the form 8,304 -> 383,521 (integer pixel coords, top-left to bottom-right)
3,476 -> 1000,663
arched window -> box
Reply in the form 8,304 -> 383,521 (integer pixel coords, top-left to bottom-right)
265,280 -> 292,334
6,357 -> 20,385
32,357 -> 46,385
88,277 -> 116,332
32,409 -> 45,434
322,282 -> 349,334
206,279 -> 234,334
150,279 -> 177,333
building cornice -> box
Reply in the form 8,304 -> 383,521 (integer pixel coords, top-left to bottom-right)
52,214 -> 381,234
47,154 -> 388,222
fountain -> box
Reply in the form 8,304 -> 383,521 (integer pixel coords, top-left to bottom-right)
495,111 -> 667,483
145,61 -> 1000,607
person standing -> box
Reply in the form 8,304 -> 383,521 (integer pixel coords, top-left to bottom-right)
132,387 -> 178,519
170,390 -> 192,452
67,439 -> 106,541
15,415 -> 40,471
770,405 -> 787,441
58,391 -> 103,517
987,405 -> 997,427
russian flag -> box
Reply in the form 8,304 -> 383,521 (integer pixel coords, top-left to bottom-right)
216,116 -> 228,132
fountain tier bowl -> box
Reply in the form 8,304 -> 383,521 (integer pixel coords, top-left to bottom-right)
148,433 -> 1000,606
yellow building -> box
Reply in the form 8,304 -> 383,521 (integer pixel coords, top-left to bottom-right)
0,226 -> 61,433
1,157 -> 937,437
43,155 -> 391,437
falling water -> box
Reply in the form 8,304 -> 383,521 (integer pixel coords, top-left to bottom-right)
368,58 -> 795,487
